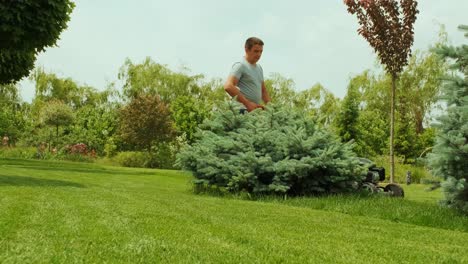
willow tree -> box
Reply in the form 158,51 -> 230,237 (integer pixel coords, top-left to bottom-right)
344,0 -> 419,182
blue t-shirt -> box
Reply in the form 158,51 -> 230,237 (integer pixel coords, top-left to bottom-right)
229,58 -> 264,104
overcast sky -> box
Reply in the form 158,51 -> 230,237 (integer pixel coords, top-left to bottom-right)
18,0 -> 468,102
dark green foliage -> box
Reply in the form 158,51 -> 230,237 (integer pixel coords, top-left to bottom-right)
394,110 -> 419,162
0,50 -> 35,85
335,75 -> 362,143
355,109 -> 388,157
177,102 -> 366,196
0,84 -> 25,144
0,0 -> 75,84
429,25 -> 468,214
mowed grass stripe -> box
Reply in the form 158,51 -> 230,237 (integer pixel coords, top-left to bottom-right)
0,158 -> 467,263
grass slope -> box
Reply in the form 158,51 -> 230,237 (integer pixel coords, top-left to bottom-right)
0,159 -> 467,263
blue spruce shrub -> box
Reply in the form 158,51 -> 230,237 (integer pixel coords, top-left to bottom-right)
177,102 -> 366,195
429,26 -> 468,214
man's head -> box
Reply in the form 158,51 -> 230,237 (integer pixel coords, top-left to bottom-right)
244,37 -> 264,64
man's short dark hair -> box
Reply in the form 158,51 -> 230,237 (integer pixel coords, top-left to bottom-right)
245,37 -> 264,50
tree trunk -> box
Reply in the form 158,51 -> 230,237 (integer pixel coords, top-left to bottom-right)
415,110 -> 424,134
390,74 -> 396,183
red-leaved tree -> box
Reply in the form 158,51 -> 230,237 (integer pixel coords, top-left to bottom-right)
119,94 -> 175,152
344,0 -> 419,183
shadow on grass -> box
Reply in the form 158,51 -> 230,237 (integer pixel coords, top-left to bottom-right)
0,175 -> 86,188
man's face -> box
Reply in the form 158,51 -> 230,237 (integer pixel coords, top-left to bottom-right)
245,44 -> 263,63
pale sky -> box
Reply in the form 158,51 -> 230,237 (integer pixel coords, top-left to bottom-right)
18,1 -> 468,102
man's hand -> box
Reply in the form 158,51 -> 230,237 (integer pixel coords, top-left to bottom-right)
245,101 -> 264,112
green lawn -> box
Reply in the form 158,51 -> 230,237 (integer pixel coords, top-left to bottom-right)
0,158 -> 467,263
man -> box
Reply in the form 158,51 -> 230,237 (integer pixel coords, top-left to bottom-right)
224,37 -> 271,113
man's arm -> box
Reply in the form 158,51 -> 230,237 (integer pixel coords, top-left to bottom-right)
261,81 -> 271,104
224,76 -> 262,112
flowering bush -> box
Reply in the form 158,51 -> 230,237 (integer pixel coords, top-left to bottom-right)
67,143 -> 88,155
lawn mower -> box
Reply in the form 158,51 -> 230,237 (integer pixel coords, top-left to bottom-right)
359,158 -> 404,197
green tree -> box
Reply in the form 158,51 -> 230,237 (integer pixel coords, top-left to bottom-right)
204,78 -> 230,105
0,108 -> 16,144
0,1 -> 75,84
399,51 -> 446,134
393,109 -> 418,162
68,103 -> 119,154
429,25 -> 468,214
30,68 -> 107,109
24,68 -> 119,152
392,42 -> 447,162
0,84 -> 21,105
314,88 -> 341,126
295,84 -> 340,125
32,68 -> 79,105
356,109 -> 388,157
0,84 -> 26,145
355,71 -> 391,158
335,71 -> 388,158
264,74 -> 339,125
345,0 -> 419,182
335,74 -> 364,143
40,100 -> 74,149
338,41 -> 445,162
118,94 -> 175,152
170,95 -> 210,144
264,73 -> 296,108
118,58 -> 208,102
